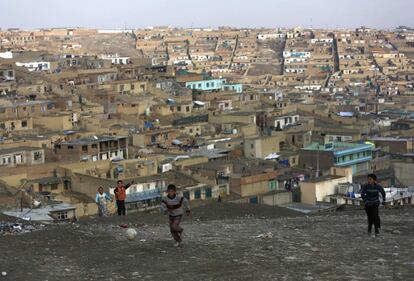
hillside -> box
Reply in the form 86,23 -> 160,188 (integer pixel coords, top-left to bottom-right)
0,204 -> 413,281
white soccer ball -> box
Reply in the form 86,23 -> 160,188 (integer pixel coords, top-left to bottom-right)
126,228 -> 138,240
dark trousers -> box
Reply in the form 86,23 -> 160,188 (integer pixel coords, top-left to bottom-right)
116,200 -> 126,216
169,215 -> 183,242
364,203 -> 380,231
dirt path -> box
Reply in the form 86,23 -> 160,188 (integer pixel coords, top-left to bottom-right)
1,204 -> 413,281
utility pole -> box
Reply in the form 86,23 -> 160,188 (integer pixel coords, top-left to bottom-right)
316,145 -> 320,178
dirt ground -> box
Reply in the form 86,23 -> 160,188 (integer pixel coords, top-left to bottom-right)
1,203 -> 413,281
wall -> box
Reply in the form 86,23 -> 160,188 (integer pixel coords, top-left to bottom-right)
261,191 -> 292,206
300,182 -> 316,205
393,161 -> 414,186
301,168 -> 351,205
33,115 -> 73,131
244,136 -> 280,159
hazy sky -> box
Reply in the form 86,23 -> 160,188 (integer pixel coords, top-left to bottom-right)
1,0 -> 413,30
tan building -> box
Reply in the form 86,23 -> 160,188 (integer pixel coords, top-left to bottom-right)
132,128 -> 177,147
243,136 -> 280,159
0,146 -> 45,167
300,167 -> 352,205
55,135 -> 128,162
230,170 -> 280,197
33,113 -> 73,131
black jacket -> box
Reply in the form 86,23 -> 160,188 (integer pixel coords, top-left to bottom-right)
360,183 -> 385,206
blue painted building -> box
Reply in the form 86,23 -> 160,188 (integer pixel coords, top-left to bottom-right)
300,142 -> 374,176
185,78 -> 243,93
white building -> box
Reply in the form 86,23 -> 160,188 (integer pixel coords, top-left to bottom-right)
310,38 -> 334,44
283,51 -> 311,59
0,51 -> 13,59
15,61 -> 51,72
257,33 -> 284,40
273,114 -> 300,129
101,54 -> 130,64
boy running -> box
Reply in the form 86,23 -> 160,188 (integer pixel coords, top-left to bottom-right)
160,184 -> 191,247
360,174 -> 386,236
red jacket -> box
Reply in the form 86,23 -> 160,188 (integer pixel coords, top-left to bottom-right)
114,183 -> 131,201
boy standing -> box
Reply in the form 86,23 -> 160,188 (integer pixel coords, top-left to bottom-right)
160,184 -> 191,247
360,174 -> 386,236
95,186 -> 113,217
113,180 -> 134,216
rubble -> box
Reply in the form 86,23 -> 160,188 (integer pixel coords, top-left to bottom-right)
0,222 -> 43,236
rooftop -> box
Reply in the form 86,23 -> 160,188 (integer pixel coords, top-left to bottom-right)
60,135 -> 127,146
302,142 -> 374,153
0,146 -> 42,155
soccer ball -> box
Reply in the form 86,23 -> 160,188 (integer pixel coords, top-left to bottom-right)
126,228 -> 138,240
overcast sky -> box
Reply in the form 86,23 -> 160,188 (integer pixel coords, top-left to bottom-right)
1,0 -> 413,30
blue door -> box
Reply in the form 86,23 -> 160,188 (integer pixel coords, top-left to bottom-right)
194,190 -> 201,199
249,197 -> 258,204
205,187 -> 212,198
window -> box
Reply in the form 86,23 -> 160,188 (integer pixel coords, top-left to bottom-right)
68,145 -> 74,150
21,120 -> 28,128
91,144 -> 97,149
251,143 -> 254,149
51,183 -> 58,190
186,106 -> 190,112
34,151 -> 43,161
189,129 -> 193,133
0,108 -> 5,113
57,212 -> 68,220
0,123 -> 4,130
268,180 -> 276,190
82,145 -> 88,152
177,106 -> 181,112
206,82 -> 210,87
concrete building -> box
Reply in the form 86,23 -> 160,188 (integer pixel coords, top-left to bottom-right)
230,170 -> 280,198
15,61 -> 51,72
55,135 -> 128,162
300,167 -> 353,205
185,78 -> 243,93
244,136 -> 280,159
132,128 -> 178,147
0,146 -> 45,167
300,142 -> 374,176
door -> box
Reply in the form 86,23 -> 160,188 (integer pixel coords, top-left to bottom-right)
194,190 -> 201,199
205,187 -> 212,198
15,154 -> 22,164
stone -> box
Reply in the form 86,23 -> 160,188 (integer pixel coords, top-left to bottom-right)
1,272 -> 7,277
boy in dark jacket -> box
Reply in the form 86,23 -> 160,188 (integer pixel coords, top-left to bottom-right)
360,174 -> 386,236
160,184 -> 190,247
